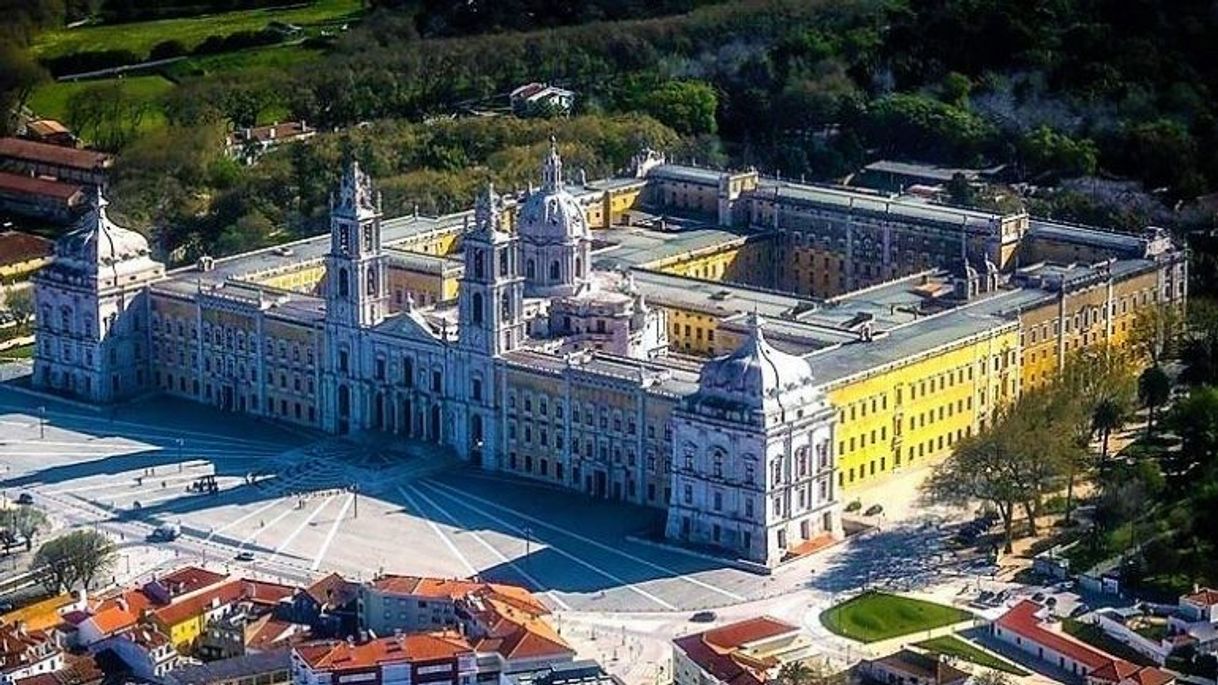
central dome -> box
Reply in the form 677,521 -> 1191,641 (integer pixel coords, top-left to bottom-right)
694,313 -> 817,415
517,138 -> 589,243
56,190 -> 153,270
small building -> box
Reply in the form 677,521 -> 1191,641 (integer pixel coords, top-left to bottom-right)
860,650 -> 972,685
510,84 -> 575,117
0,138 -> 111,188
1178,588 -> 1218,624
291,633 -> 477,685
992,601 -> 1174,685
0,230 -> 55,285
163,649 -> 291,685
0,624 -> 64,685
225,122 -> 316,165
22,121 -> 76,148
0,172 -> 85,224
12,652 -> 103,685
286,573 -> 358,639
91,627 -> 182,681
671,616 -> 815,685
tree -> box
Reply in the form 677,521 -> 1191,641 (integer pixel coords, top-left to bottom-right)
637,80 -> 718,136
776,659 -> 836,685
1091,396 -> 1128,465
923,412 -> 1030,553
973,672 -> 1013,685
1137,365 -> 1171,436
33,536 -> 81,594
32,531 -> 115,593
2,507 -> 47,551
1129,304 -> 1182,366
0,43 -> 48,136
4,288 -> 33,333
1166,386 -> 1218,486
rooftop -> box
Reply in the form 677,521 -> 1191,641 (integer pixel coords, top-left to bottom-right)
866,649 -> 970,685
0,172 -> 83,202
672,616 -> 800,685
294,633 -> 472,671
164,649 -> 290,685
0,138 -> 112,172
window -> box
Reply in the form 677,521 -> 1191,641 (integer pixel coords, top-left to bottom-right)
472,379 -> 482,401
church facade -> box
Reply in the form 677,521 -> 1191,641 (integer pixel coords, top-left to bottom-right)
31,141 -> 1187,567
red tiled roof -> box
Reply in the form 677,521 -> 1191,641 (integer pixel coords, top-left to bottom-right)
0,172 -> 83,202
152,581 -> 244,627
1183,589 -> 1218,607
306,573 -> 358,608
154,567 -> 228,598
295,633 -> 472,672
0,138 -> 111,172
997,601 -> 1173,685
245,617 -> 299,651
88,590 -> 152,636
466,594 -> 571,662
672,617 -> 798,685
1090,661 -> 1174,685
26,120 -> 70,137
370,576 -> 548,614
997,601 -> 1112,670
0,231 -> 54,267
0,624 -> 58,673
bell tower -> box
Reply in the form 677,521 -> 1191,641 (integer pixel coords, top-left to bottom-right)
459,183 -> 525,356
325,159 -> 386,328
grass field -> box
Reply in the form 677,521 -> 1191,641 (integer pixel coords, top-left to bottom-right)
33,0 -> 361,60
915,636 -> 1031,675
27,75 -> 175,138
820,591 -> 973,643
163,43 -> 323,80
0,344 -> 34,360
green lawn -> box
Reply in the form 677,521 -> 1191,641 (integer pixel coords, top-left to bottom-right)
32,0 -> 361,60
915,636 -> 1030,676
0,344 -> 33,360
162,43 -> 323,80
27,75 -> 175,139
820,591 -> 973,643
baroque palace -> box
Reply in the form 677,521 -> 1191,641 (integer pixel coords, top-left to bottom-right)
31,141 -> 1186,567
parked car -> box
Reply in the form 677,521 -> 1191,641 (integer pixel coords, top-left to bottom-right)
864,504 -> 884,516
148,523 -> 180,542
15,493 -> 33,505
1032,591 -> 1046,602
234,551 -> 255,562
690,611 -> 717,623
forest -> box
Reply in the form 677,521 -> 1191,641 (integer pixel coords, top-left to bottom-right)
2,0 -> 1218,268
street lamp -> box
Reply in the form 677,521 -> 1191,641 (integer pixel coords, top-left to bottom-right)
522,525 -> 533,570
37,406 -> 45,440
176,438 -> 184,468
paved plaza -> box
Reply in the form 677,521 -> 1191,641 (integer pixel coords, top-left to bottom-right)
0,365 -> 1034,682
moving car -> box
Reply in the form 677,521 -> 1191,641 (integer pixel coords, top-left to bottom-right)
234,551 -> 255,562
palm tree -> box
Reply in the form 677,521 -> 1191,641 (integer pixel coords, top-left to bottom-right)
1137,365 -> 1171,436
1092,397 -> 1127,466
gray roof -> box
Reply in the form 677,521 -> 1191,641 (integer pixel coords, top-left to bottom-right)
1028,219 -> 1144,256
164,650 -> 290,685
757,179 -> 1013,230
646,164 -> 727,185
591,222 -> 761,271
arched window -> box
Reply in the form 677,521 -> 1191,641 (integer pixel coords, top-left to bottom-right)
526,259 -> 536,279
474,250 -> 485,279
337,267 -> 349,297
471,293 -> 484,324
712,449 -> 725,478
575,257 -> 583,277
366,268 -> 377,295
549,260 -> 560,280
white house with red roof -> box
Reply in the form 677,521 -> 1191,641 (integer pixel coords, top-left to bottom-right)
1178,588 -> 1218,624
671,616 -> 814,685
992,601 -> 1174,685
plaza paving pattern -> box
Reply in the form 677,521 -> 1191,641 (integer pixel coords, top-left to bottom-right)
0,381 -> 993,617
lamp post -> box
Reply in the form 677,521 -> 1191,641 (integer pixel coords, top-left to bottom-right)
522,525 -> 533,570
176,438 -> 184,468
37,406 -> 45,440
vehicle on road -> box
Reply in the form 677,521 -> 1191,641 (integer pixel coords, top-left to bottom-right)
689,611 -> 717,623
15,493 -> 32,505
148,523 -> 180,542
864,504 -> 884,516
234,551 -> 255,562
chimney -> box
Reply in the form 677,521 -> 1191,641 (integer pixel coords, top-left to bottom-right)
117,597 -> 128,613
268,125 -> 277,140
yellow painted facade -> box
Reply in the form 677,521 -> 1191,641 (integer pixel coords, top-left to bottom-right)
665,306 -> 723,356
647,238 -> 773,287
246,261 -> 326,294
826,325 -> 1020,489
